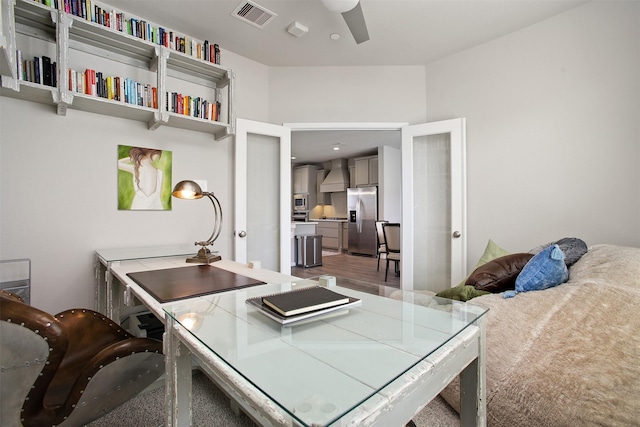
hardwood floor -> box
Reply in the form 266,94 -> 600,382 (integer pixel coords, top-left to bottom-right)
291,251 -> 400,289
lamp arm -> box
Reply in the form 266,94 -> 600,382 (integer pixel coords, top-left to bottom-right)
195,192 -> 222,247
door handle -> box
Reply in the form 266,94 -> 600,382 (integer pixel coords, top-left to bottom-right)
238,231 -> 247,238
452,231 -> 461,238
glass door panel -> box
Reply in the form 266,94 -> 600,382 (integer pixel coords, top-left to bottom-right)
234,119 -> 291,273
401,119 -> 466,292
246,133 -> 280,271
411,133 -> 452,289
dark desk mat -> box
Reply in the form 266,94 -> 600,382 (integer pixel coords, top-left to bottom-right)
127,265 -> 264,303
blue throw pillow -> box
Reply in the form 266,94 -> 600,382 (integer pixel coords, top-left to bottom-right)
504,244 -> 569,298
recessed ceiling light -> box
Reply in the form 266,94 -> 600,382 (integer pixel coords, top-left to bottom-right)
291,156 -> 296,160
330,33 -> 341,41
333,145 -> 340,151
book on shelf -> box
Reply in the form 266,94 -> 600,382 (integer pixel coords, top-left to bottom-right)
261,286 -> 351,317
85,68 -> 95,95
34,57 -> 41,84
15,50 -> 57,87
115,76 -> 121,101
33,0 -> 223,64
16,50 -> 23,80
214,44 -> 220,64
42,56 -> 52,86
167,91 -> 218,120
52,62 -> 57,87
66,67 -> 155,105
28,61 -> 35,84
96,71 -> 103,97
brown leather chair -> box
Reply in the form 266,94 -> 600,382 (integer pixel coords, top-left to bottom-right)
0,289 -> 164,427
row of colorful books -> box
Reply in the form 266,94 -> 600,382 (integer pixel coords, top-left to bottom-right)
68,68 -> 157,108
166,92 -> 220,122
29,0 -> 222,64
16,51 -> 57,87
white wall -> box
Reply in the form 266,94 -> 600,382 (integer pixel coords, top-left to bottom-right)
0,49 -> 269,314
424,1 -> 640,267
268,66 -> 427,125
2,1 -> 638,313
268,3 -> 639,273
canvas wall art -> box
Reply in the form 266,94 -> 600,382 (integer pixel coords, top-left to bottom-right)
118,145 -> 172,210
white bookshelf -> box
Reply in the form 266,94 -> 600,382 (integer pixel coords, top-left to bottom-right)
0,0 -> 234,140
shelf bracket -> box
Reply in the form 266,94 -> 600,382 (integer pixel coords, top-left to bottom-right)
1,75 -> 18,91
0,0 -> 17,79
54,10 -> 72,115
147,47 -> 170,131
56,102 -> 68,116
148,111 -> 168,131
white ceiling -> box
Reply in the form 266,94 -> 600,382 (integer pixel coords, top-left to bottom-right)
105,0 -> 585,164
291,129 -> 401,166
106,0 -> 585,67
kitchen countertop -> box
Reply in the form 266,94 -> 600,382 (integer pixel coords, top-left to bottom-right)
314,218 -> 348,222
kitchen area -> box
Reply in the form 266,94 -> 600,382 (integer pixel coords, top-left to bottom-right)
291,155 -> 382,268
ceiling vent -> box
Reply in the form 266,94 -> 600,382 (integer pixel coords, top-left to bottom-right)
232,1 -> 277,29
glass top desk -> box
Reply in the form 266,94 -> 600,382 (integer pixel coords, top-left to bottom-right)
164,276 -> 488,427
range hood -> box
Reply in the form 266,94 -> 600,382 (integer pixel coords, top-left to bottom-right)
320,159 -> 350,193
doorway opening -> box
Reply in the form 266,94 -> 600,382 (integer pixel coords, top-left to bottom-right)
287,122 -> 406,287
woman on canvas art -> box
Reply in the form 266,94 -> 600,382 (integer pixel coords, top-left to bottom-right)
118,147 -> 164,210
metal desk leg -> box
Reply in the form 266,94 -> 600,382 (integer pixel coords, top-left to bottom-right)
94,257 -> 108,315
165,315 -> 193,427
459,317 -> 487,427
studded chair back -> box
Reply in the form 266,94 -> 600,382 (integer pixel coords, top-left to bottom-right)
0,289 -> 164,427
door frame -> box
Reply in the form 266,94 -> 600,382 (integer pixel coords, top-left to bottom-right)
284,120 -> 467,291
286,122 -> 407,276
285,123 -> 408,131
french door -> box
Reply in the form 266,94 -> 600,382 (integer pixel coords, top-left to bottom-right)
401,118 -> 467,291
233,117 -> 467,289
234,118 -> 291,273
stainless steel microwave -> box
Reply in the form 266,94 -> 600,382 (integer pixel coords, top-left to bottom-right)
293,193 -> 308,212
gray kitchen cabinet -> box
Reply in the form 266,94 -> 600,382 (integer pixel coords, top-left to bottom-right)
292,165 -> 318,194
354,155 -> 378,187
316,170 -> 330,205
342,222 -> 348,252
316,221 -> 340,250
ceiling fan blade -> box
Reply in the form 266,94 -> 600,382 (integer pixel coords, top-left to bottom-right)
341,1 -> 369,44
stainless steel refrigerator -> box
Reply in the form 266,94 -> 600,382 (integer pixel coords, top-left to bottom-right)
347,187 -> 378,256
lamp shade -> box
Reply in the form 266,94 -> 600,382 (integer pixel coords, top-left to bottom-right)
172,180 -> 203,200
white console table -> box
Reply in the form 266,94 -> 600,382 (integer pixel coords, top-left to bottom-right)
94,245 -> 197,322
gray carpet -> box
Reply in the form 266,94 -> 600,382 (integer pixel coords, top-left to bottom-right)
88,370 -> 460,426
